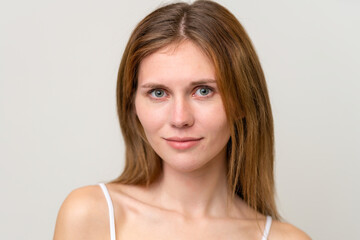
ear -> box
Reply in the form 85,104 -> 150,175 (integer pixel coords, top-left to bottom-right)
239,108 -> 246,119
233,111 -> 245,120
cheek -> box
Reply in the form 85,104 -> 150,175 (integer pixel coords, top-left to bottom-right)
135,99 -> 166,136
198,102 -> 229,132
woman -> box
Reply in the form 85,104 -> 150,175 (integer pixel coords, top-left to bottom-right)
54,1 -> 311,239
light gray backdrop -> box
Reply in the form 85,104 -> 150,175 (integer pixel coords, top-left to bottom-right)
1,0 -> 359,239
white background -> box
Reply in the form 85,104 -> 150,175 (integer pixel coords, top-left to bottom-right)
1,0 -> 359,239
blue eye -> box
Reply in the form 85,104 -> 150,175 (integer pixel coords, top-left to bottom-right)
150,89 -> 166,98
195,87 -> 212,96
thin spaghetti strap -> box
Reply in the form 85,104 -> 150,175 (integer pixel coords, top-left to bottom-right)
99,183 -> 116,240
261,216 -> 272,240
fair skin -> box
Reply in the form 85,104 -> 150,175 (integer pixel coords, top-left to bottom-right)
53,41 -> 311,240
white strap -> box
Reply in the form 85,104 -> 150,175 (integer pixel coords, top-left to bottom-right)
99,183 -> 116,240
261,216 -> 272,240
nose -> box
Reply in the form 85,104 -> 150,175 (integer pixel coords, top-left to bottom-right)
170,96 -> 194,128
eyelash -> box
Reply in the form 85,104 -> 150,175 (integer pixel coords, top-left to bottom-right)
147,86 -> 215,100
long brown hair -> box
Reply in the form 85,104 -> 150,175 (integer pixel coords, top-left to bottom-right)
113,0 -> 279,220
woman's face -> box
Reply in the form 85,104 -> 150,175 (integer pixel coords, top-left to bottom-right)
135,41 -> 230,173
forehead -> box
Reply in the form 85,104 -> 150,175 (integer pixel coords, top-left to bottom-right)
138,41 -> 216,86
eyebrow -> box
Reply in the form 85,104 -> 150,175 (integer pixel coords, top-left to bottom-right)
140,79 -> 217,89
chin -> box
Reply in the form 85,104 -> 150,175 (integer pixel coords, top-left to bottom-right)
161,154 -> 214,173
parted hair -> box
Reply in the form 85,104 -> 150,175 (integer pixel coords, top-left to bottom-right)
113,0 -> 279,220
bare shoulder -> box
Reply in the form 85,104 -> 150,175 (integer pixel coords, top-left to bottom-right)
269,220 -> 312,240
53,185 -> 109,240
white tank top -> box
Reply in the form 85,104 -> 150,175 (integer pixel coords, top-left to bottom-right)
98,183 -> 272,240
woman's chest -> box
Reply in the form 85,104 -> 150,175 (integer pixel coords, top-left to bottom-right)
114,210 -> 264,240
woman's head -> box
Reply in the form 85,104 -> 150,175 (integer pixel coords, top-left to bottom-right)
134,40 -> 231,177
114,0 -> 278,219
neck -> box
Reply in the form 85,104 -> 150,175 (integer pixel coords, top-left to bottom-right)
150,149 -> 233,218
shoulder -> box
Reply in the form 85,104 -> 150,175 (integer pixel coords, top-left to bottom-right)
53,184 -> 109,240
269,220 -> 312,240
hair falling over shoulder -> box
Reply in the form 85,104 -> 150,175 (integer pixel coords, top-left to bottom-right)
112,0 -> 280,220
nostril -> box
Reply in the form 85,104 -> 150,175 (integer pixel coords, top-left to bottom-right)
171,120 -> 192,129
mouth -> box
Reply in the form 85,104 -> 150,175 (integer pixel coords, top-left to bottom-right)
163,137 -> 203,150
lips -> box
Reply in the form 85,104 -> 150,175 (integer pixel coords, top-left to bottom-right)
164,137 -> 203,150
